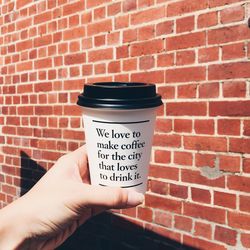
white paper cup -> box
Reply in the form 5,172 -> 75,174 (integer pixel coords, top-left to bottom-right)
77,82 -> 162,194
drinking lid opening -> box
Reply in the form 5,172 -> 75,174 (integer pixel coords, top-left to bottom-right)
77,82 -> 163,109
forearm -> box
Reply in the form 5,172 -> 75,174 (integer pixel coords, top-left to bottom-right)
0,199 -> 30,250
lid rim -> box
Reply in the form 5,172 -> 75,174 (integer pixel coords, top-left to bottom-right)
77,82 -> 162,110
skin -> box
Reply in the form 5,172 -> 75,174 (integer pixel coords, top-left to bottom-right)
0,145 -> 144,250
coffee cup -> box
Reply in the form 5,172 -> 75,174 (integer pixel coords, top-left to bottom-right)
77,82 -> 162,193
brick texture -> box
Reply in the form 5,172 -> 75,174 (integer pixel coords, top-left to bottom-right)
1,0 -> 250,249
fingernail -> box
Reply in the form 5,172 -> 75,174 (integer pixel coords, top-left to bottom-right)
127,191 -> 144,206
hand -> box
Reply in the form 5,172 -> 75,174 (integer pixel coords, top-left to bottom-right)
0,145 -> 144,250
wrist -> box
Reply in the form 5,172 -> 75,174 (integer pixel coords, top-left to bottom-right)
0,198 -> 30,250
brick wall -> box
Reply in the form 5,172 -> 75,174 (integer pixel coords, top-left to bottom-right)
1,0 -> 250,249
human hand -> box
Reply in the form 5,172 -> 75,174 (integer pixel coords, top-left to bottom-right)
0,145 -> 144,250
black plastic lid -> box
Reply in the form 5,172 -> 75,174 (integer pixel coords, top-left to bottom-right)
77,82 -> 162,109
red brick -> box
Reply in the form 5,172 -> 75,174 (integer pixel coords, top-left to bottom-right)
115,15 -> 129,29
198,47 -> 219,63
208,25 -> 250,45
65,53 -> 86,65
87,19 -> 112,36
63,1 -> 84,16
218,119 -> 240,135
230,138 -> 250,154
220,5 -> 244,24
194,119 -> 214,135
139,56 -> 154,70
123,29 -> 137,43
149,165 -> 179,181
153,134 -> 181,148
184,136 -> 227,152
214,226 -> 237,246
138,0 -> 154,8
228,175 -> 250,193
240,195 -> 250,213
177,84 -> 197,98
35,82 -> 52,92
214,191 -> 236,209
222,81 -> 246,98
69,15 -> 80,27
156,20 -> 173,36
131,6 -> 165,25
107,32 -> 119,45
210,101 -> 250,117
88,48 -> 113,62
145,194 -> 182,213
198,11 -> 218,28
174,152 -> 192,166
16,0 -> 32,9
194,222 -> 212,239
176,16 -> 194,33
243,158 -> 250,173
155,150 -> 171,164
154,210 -> 172,227
42,129 -> 61,139
157,54 -> 174,67
228,211 -> 250,230
195,153 -> 216,168
63,27 -> 85,41
137,207 -> 152,222
222,42 -> 245,61
166,32 -> 205,51
138,25 -> 154,41
244,120 -> 250,136
17,61 -> 32,72
122,58 -> 137,71
149,180 -> 168,195
121,207 -> 136,217
174,215 -> 192,232
18,106 -> 33,115
131,71 -> 164,84
34,58 -> 52,69
122,0 -> 136,12
155,118 -> 172,133
131,39 -> 164,57
199,83 -> 219,98
34,11 -> 52,24
16,40 -> 33,51
34,35 -> 52,48
174,119 -> 192,133
35,106 -> 53,115
184,202 -> 226,224
169,183 -> 188,199
209,0 -> 244,7
167,0 -> 208,16
108,61 -> 120,73
166,67 -> 206,83
16,18 -> 32,30
86,0 -> 110,8
167,102 -> 207,116
241,233 -> 250,248
209,62 -> 250,80
2,185 -> 17,196
116,45 -> 129,59
191,187 -> 211,204
158,85 -> 175,99
176,50 -> 195,66
219,155 -> 240,173
181,169 -> 225,188
108,2 -> 121,16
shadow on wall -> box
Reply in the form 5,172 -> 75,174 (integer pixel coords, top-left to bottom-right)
20,151 -> 46,196
20,152 -> 196,250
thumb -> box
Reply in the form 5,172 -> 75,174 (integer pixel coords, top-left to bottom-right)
76,184 -> 144,209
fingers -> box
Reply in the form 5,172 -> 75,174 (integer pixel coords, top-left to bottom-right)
77,184 -> 144,209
